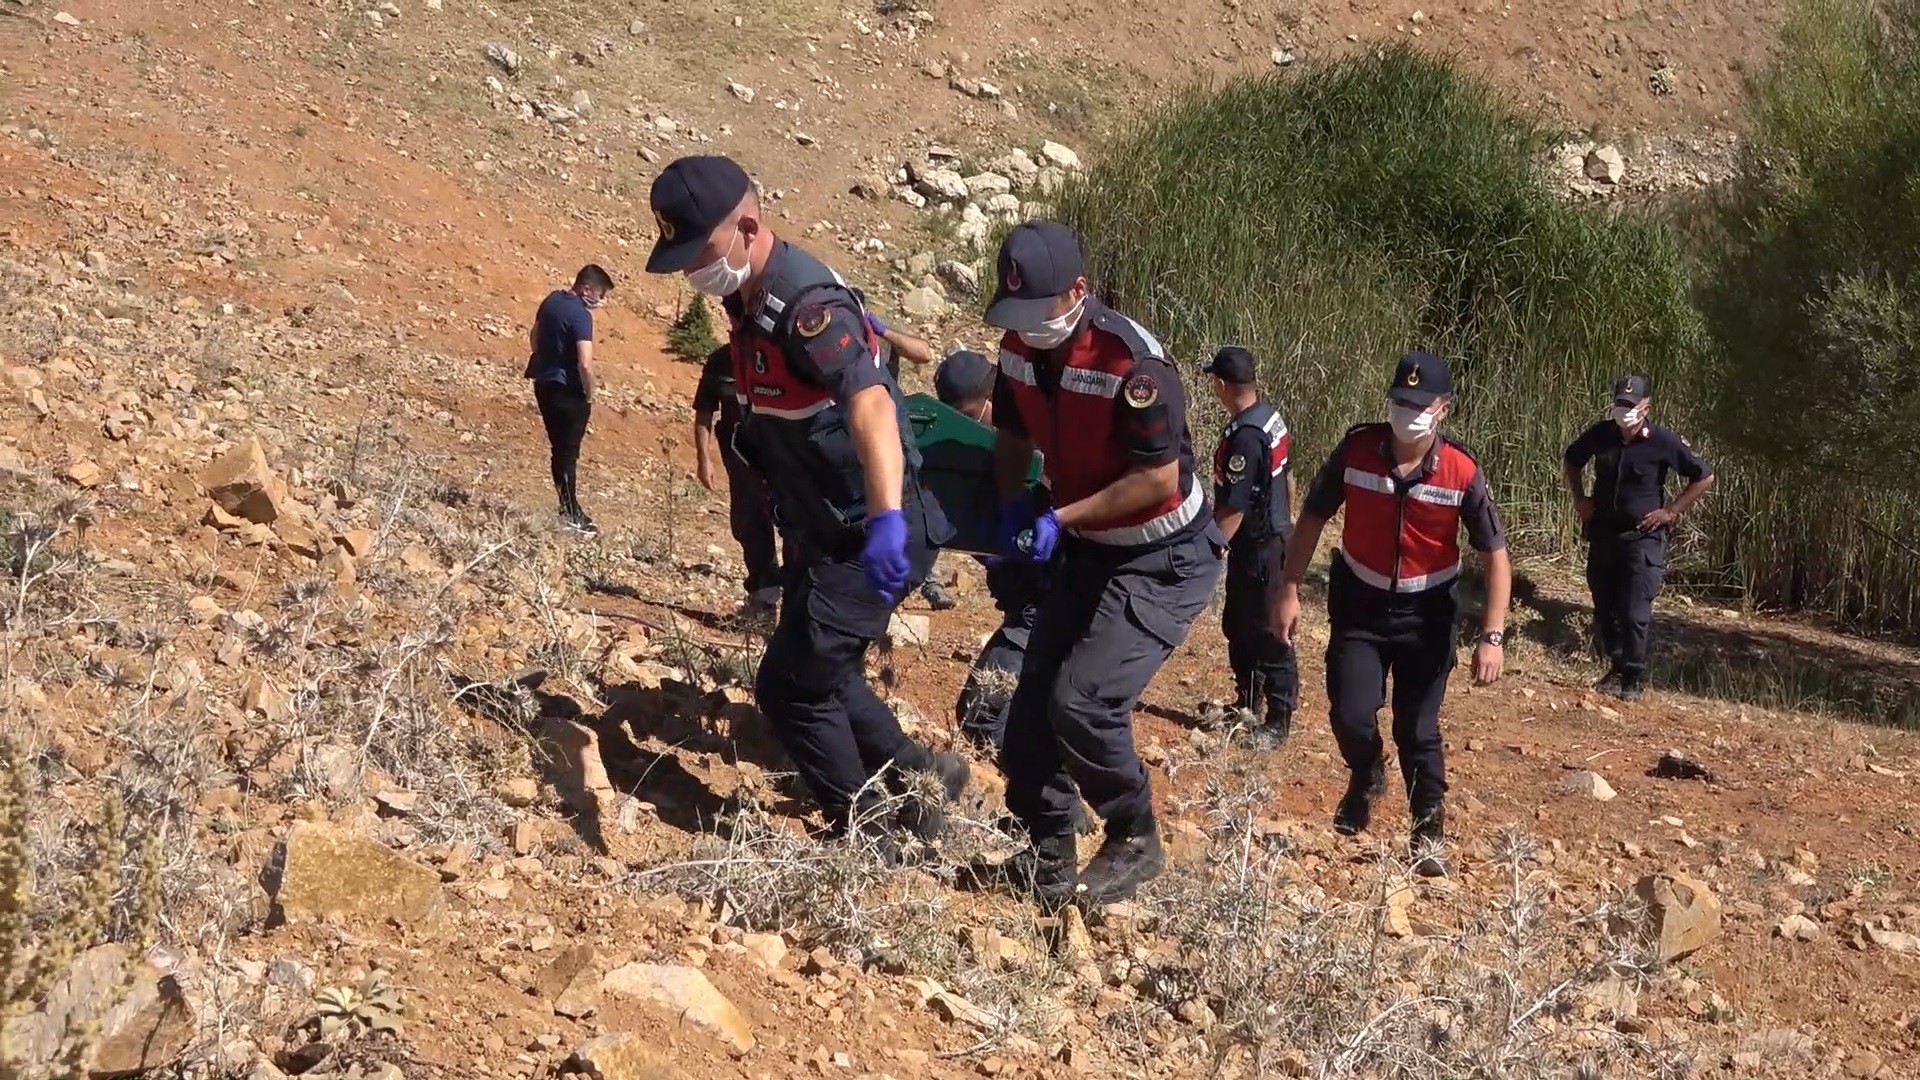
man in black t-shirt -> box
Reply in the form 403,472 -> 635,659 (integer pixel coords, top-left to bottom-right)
1563,374 -> 1715,701
694,344 -> 783,609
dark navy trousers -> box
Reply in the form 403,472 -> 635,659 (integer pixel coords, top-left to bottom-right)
1586,531 -> 1667,679
999,529 -> 1221,838
1220,540 -> 1298,718
754,504 -> 939,827
1324,558 -> 1455,813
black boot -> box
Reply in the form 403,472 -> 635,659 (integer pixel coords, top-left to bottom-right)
1410,798 -> 1448,878
1079,811 -> 1166,906
889,742 -> 971,842
830,792 -> 907,868
918,579 -> 957,611
1238,710 -> 1292,751
1616,671 -> 1645,702
1333,761 -> 1388,836
961,830 -> 1078,911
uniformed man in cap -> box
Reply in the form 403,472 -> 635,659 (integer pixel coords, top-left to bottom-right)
693,343 -> 785,614
1204,346 -> 1297,749
975,221 -> 1223,908
1562,374 -> 1714,701
645,155 -> 967,850
1271,352 -> 1510,877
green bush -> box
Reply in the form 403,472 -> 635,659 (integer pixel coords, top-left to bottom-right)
1697,0 -> 1920,630
1056,46 -> 1709,554
666,296 -> 721,361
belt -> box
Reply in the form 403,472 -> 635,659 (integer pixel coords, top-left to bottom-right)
1339,547 -> 1461,593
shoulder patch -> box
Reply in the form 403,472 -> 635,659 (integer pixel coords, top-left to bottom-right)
1226,453 -> 1248,476
795,304 -> 831,338
1123,371 -> 1161,409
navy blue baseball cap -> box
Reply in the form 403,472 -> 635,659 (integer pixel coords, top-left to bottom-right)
1389,351 -> 1452,406
934,349 -> 995,406
1205,346 -> 1256,385
647,155 -> 752,274
1613,373 -> 1651,406
984,220 -> 1086,332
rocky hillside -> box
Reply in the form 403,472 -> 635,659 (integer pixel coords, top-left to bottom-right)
3,2 -> 1919,1080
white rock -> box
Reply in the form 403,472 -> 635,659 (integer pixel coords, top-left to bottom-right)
1775,914 -> 1821,942
570,90 -> 594,118
894,188 -> 928,209
1272,47 -> 1296,66
629,18 -> 646,35
955,203 -> 992,250
1562,770 -> 1617,801
728,82 -> 755,104
935,260 -> 979,296
963,172 -> 1012,198
887,612 -> 933,647
1040,141 -> 1081,171
913,168 -> 970,202
1036,166 -> 1067,196
485,44 -> 520,75
54,11 -> 81,26
1585,146 -> 1626,185
425,0 -> 442,10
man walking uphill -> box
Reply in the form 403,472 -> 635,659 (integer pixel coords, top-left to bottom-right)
1270,352 -> 1510,878
1204,346 -> 1297,750
978,221 -> 1223,909
527,264 -> 613,534
1563,374 -> 1714,701
645,155 -> 967,853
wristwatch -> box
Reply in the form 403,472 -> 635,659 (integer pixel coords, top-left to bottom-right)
1480,630 -> 1505,647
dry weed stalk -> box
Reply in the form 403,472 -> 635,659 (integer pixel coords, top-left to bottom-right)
0,737 -> 162,1080
1129,770 -> 1690,1080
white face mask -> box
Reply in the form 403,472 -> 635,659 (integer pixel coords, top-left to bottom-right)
686,230 -> 749,297
1017,296 -> 1085,350
1612,403 -> 1648,431
1387,401 -> 1439,442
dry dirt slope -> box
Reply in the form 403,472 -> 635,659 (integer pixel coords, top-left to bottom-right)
3,2 -> 1919,1080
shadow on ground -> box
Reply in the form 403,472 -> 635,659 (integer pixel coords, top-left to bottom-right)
1510,573 -> 1920,730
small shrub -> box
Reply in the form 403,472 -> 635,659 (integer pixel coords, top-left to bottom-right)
666,296 -> 721,361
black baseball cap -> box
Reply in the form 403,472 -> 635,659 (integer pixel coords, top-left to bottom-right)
983,220 -> 1085,332
934,349 -> 995,407
646,155 -> 752,274
1613,373 -> 1651,406
1204,346 -> 1256,385
1388,351 -> 1452,406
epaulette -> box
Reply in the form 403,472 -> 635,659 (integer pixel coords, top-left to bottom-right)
1440,432 -> 1481,463
1089,307 -> 1167,361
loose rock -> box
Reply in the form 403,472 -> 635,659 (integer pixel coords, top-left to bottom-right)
1632,873 -> 1722,962
272,821 -> 445,925
2,943 -> 196,1077
571,1033 -> 692,1080
1562,770 -> 1617,801
202,437 -> 290,524
601,964 -> 754,1056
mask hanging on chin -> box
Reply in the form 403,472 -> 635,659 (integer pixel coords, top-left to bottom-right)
686,230 -> 749,297
1017,297 -> 1085,349
1387,401 -> 1438,442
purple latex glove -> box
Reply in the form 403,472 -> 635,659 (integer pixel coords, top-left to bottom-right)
864,312 -> 888,338
1018,509 -> 1061,563
863,509 -> 910,604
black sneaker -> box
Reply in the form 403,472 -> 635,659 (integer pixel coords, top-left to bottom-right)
1410,801 -> 1448,878
961,831 -> 1078,911
562,510 -> 599,535
1078,813 -> 1166,906
1333,761 -> 1388,836
1238,711 -> 1292,751
919,579 -> 957,611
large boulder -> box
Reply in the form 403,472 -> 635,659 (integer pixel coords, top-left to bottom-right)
601,963 -> 753,1056
271,821 -> 444,925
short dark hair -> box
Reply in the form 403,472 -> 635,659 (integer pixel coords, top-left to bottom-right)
575,264 -> 615,292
